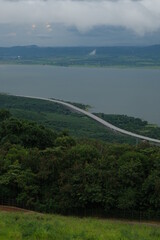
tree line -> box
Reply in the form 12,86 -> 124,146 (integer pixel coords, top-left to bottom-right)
0,109 -> 160,220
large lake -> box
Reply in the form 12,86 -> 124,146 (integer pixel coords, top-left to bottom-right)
0,65 -> 160,125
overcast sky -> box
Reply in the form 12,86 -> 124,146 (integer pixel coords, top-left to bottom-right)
0,0 -> 160,46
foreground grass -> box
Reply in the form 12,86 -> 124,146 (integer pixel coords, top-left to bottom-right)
0,212 -> 160,240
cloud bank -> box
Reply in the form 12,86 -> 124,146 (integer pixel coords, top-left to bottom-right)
1,0 -> 160,35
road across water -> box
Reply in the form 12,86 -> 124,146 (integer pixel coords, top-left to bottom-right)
12,94 -> 160,145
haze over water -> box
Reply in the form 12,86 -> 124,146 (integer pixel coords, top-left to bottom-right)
0,65 -> 160,126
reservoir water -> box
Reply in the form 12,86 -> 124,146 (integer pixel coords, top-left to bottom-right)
0,65 -> 160,125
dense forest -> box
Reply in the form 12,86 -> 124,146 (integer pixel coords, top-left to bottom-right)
0,109 -> 160,220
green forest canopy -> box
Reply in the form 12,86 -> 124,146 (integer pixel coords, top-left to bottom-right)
0,109 -> 160,220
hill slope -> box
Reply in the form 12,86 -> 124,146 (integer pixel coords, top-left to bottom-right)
0,94 -> 160,144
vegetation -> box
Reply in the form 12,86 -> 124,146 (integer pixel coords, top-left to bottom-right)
1,45 -> 160,68
1,94 -> 160,144
96,113 -> 160,139
0,109 -> 160,221
1,211 -> 160,240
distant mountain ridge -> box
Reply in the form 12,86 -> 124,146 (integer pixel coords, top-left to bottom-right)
0,45 -> 160,57
0,45 -> 160,67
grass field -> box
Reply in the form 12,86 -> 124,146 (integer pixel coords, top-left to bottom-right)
0,210 -> 160,240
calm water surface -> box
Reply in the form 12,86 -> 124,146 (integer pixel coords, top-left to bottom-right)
0,65 -> 160,125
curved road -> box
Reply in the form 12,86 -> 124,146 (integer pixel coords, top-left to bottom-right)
12,94 -> 160,145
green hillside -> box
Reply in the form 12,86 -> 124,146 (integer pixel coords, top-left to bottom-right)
0,94 -> 160,144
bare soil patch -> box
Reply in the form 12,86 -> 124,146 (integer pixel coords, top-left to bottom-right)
0,205 -> 32,213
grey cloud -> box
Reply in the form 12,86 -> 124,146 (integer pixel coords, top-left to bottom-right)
0,0 -> 160,35
36,34 -> 53,39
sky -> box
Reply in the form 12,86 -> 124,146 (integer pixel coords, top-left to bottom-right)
0,0 -> 160,46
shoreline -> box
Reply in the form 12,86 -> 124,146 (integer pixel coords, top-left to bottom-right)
0,62 -> 160,70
